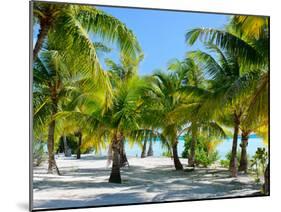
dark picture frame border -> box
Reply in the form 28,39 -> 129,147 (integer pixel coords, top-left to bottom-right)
29,1 -> 270,211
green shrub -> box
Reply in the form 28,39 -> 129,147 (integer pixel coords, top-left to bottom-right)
182,135 -> 220,167
219,150 -> 241,168
195,148 -> 220,167
162,150 -> 172,157
220,159 -> 229,168
250,147 -> 268,181
220,150 -> 252,169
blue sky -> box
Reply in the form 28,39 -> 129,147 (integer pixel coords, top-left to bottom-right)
96,6 -> 229,75
33,6 -> 230,75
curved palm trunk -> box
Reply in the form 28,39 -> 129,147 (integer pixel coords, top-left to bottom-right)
141,139 -> 147,158
47,116 -> 60,175
239,132 -> 249,173
76,132 -> 82,159
229,113 -> 240,177
109,133 -> 122,183
33,22 -> 50,59
172,141 -> 183,170
106,143 -> 113,167
147,140 -> 154,156
188,129 -> 197,167
119,136 -> 129,167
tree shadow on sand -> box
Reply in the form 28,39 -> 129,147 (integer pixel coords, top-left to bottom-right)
33,161 -> 262,209
33,192 -> 150,210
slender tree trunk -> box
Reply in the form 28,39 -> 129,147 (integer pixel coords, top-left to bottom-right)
119,135 -> 129,167
106,143 -> 113,167
33,22 -> 50,59
172,141 -> 183,170
63,135 -> 71,157
109,134 -> 122,183
239,132 -> 249,173
229,114 -> 240,177
188,128 -> 197,167
77,132 -> 82,159
147,140 -> 154,156
47,116 -> 60,175
263,163 -> 269,195
47,85 -> 60,175
141,139 -> 147,158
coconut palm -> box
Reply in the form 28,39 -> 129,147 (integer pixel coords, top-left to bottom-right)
185,15 -> 269,120
32,3 -> 142,125
169,88 -> 227,168
55,59 -> 117,155
105,54 -> 144,165
33,24 -> 117,171
183,41 -> 264,176
229,16 -> 269,41
147,140 -> 154,156
59,76 -> 150,183
185,19 -> 268,68
186,16 -> 268,112
33,2 -> 141,59
147,71 -> 191,170
168,57 -> 215,167
238,99 -> 268,173
103,77 -> 151,182
106,54 -> 144,83
33,49 -> 72,174
146,58 -> 216,170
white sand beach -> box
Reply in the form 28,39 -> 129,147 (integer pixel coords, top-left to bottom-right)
33,154 -> 261,210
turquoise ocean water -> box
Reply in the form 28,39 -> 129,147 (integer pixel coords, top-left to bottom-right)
99,135 -> 266,159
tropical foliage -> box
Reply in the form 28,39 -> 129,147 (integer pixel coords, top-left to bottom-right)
182,135 -> 220,168
32,1 -> 269,188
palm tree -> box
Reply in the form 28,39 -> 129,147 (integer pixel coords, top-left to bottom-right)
147,58 -> 215,170
148,71 -> 190,170
32,2 -> 141,60
59,76 -> 150,183
55,66 -> 115,157
185,14 -> 268,177
229,16 -> 269,41
105,54 -> 144,165
106,54 -> 144,83
183,42 -> 263,176
33,49 -> 72,174
147,140 -> 154,157
105,77 -> 151,182
34,25 -> 117,170
126,128 -> 158,158
141,137 -> 148,158
238,105 -> 268,173
168,57 -> 210,167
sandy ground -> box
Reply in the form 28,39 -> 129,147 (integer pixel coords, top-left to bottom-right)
33,154 -> 261,210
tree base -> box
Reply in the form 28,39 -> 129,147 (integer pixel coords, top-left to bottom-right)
238,165 -> 248,173
174,159 -> 183,170
230,166 -> 238,177
120,153 -> 129,167
109,175 -> 122,184
187,160 -> 195,168
175,165 -> 183,170
47,166 -> 61,175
